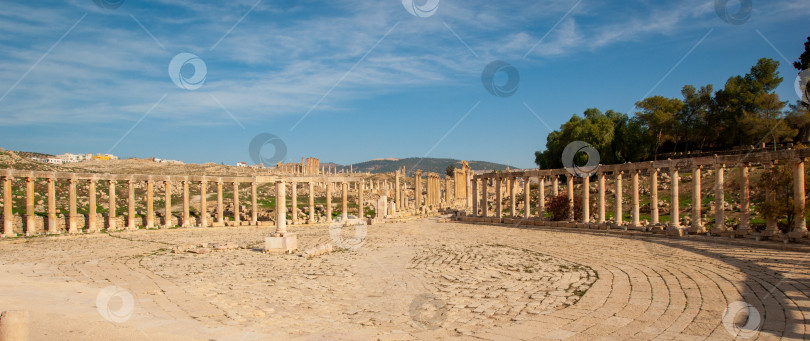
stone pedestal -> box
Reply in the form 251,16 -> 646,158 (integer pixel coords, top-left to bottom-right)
264,233 -> 297,253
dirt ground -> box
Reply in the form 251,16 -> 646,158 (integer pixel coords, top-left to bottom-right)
0,219 -> 808,340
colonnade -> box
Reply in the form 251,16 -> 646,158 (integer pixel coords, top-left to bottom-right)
470,150 -> 810,237
0,170 -> 365,237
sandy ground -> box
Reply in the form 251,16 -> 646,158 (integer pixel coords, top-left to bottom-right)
1,219 -> 808,340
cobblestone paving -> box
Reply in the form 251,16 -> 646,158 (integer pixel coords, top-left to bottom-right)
0,219 -> 808,340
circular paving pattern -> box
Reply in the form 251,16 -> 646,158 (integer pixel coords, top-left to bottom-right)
0,219 -> 807,340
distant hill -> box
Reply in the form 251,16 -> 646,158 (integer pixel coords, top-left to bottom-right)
338,157 -> 512,175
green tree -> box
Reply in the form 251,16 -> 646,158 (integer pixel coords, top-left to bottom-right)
445,164 -> 456,177
634,96 -> 683,157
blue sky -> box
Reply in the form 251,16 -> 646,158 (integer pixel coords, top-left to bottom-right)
0,0 -> 808,169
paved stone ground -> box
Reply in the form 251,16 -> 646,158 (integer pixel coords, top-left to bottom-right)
0,218 -> 808,340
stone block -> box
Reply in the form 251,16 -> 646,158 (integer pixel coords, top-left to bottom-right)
0,310 -> 29,341
264,233 -> 298,253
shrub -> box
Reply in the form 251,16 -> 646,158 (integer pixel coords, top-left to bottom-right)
545,194 -> 571,221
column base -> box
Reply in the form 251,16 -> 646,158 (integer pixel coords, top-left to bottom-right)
666,226 -> 688,237
264,233 -> 297,253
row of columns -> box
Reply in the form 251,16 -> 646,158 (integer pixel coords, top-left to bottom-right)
471,160 -> 808,234
1,176 -> 367,237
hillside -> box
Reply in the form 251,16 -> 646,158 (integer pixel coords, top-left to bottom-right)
338,157 -> 510,175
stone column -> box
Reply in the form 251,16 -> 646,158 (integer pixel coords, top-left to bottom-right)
48,178 -> 57,234
738,164 -> 750,234
88,179 -> 98,232
793,159 -> 807,233
691,166 -> 701,232
127,179 -> 135,230
25,177 -> 35,235
326,182 -> 333,222
68,178 -> 77,233
414,171 -> 422,210
1,175 -> 11,236
650,168 -> 659,224
509,177 -> 516,218
145,180 -> 154,228
582,174 -> 590,223
251,181 -> 258,225
358,180 -> 364,218
216,181 -> 223,226
164,180 -> 172,228
615,172 -> 623,226
538,176 -> 545,219
764,162 -> 778,235
670,167 -> 680,230
524,177 -> 531,219
495,178 -> 503,218
714,165 -> 724,233
566,174 -> 574,221
291,181 -> 298,224
231,182 -> 239,226
308,182 -> 315,224
395,171 -> 401,211
631,171 -> 639,228
341,182 -> 348,221
108,180 -> 116,230
597,172 -> 605,224
182,180 -> 191,226
200,181 -> 208,227
552,176 -> 559,196
472,179 -> 480,217
482,178 -> 489,218
276,180 -> 286,235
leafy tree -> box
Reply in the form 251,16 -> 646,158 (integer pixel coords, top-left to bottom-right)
445,164 -> 456,177
634,96 -> 683,157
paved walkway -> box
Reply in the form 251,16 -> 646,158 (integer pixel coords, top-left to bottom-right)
0,219 -> 807,340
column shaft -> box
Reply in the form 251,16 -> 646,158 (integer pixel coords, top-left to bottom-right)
276,181 -> 286,235
108,180 -> 116,230
650,169 -> 659,224
615,173 -> 623,226
146,180 -> 154,228
291,182 -> 298,224
88,179 -> 97,232
358,180 -> 364,218
182,181 -> 190,226
308,182 -> 315,224
342,182 -> 348,221
524,177 -> 531,219
567,174 -> 574,221
251,182 -> 258,225
597,173 -> 605,224
48,178 -> 57,234
326,182 -> 333,221
692,167 -> 702,231
582,174 -> 590,223
231,182 -> 238,226
472,179 -> 479,216
69,178 -> 77,233
509,177 -> 516,217
25,177 -> 35,235
495,178 -> 503,218
714,166 -> 724,232
127,180 -> 135,230
200,181 -> 208,227
670,168 -> 680,228
1,176 -> 11,236
794,160 -> 807,233
538,177 -> 545,219
631,171 -> 639,228
216,182 -> 223,225
739,165 -> 750,232
164,181 -> 172,228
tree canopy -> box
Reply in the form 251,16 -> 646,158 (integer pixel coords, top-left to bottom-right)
535,38 -> 810,169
